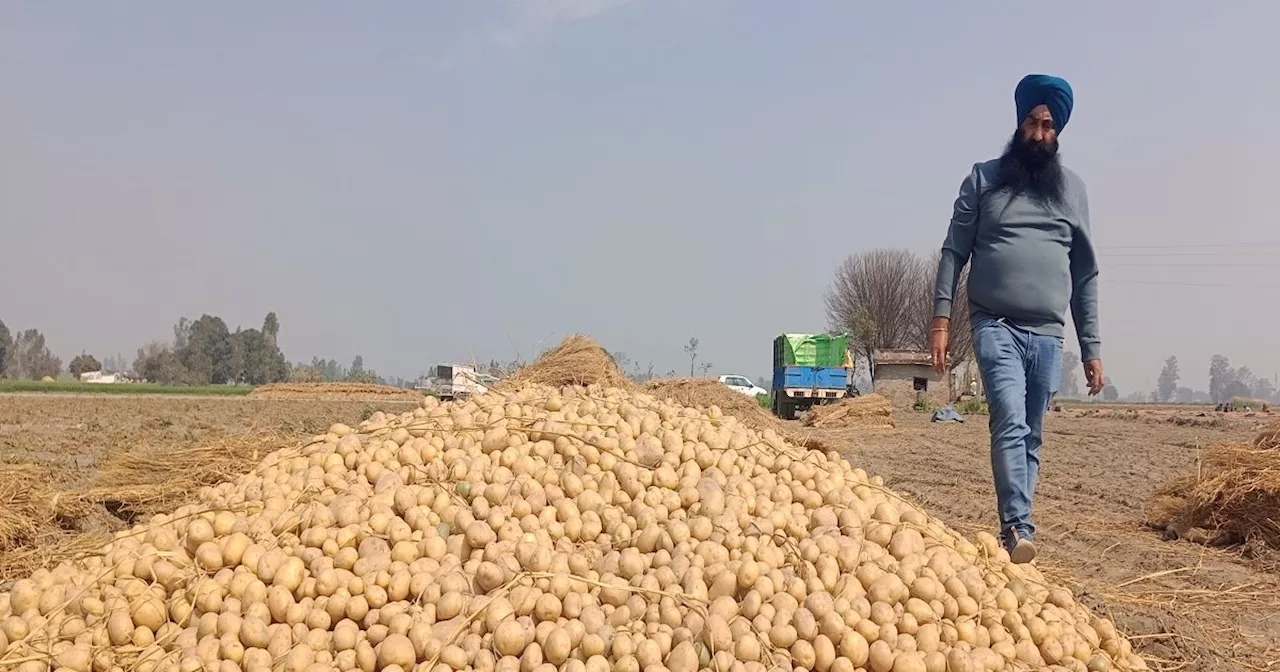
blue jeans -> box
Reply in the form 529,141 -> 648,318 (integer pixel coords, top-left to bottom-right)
972,316 -> 1062,543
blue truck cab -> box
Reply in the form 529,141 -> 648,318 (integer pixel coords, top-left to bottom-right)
770,333 -> 853,420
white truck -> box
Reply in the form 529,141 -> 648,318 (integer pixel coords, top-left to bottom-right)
719,374 -> 769,399
417,364 -> 498,401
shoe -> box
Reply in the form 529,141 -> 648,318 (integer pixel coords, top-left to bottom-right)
1006,532 -> 1037,564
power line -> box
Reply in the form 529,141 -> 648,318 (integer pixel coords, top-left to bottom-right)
1101,250 -> 1280,257
1098,242 -> 1280,250
1107,262 -> 1280,267
1102,279 -> 1277,289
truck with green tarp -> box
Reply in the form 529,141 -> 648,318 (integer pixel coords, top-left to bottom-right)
770,333 -> 854,419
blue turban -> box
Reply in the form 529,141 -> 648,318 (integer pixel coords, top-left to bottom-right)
1015,74 -> 1073,133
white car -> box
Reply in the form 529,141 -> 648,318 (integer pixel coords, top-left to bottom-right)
720,374 -> 768,398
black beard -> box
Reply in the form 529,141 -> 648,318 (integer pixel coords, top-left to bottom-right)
994,129 -> 1065,206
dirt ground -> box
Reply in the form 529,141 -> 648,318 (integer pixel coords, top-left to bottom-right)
814,410 -> 1280,672
0,395 -> 422,490
0,394 -> 423,583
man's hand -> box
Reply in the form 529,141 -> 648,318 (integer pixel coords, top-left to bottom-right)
930,317 -> 950,374
1083,359 -> 1105,396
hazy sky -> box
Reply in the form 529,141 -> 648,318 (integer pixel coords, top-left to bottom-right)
3,1 -> 1278,392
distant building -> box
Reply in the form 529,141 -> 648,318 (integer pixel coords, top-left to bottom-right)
79,371 -> 123,384
872,349 -> 950,410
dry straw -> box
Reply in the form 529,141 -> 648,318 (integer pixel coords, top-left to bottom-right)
1149,427 -> 1280,551
0,533 -> 111,588
76,434 -> 285,517
0,465 -> 57,552
0,434 -> 291,583
1,464 -> 114,584
500,335 -> 634,391
800,393 -> 895,429
1254,423 -> 1280,451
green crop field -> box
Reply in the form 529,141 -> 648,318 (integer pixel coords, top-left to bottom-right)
0,380 -> 255,396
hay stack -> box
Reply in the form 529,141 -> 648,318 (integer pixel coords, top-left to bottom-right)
1149,431 -> 1280,550
801,393 -> 895,429
249,382 -> 423,401
500,335 -> 633,390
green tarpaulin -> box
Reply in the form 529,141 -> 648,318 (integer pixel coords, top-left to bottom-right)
776,334 -> 849,368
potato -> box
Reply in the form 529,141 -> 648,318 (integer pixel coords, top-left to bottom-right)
868,639 -> 896,672
376,633 -> 416,670
53,645 -> 93,672
107,611 -> 134,647
544,627 -> 573,665
0,380 -> 1146,672
494,620 -> 529,657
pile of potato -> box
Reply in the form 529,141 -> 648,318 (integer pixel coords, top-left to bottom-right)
0,385 -> 1147,672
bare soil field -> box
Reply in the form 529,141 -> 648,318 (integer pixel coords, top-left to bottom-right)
248,382 -> 425,401
1058,402 -> 1217,412
0,395 -> 422,490
814,411 -> 1280,672
1063,404 -> 1272,430
0,394 -> 422,583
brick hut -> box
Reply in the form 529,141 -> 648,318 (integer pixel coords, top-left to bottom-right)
872,349 -> 951,410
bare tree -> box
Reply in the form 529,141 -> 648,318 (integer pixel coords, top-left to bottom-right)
824,249 -> 928,377
913,251 -> 972,367
1156,355 -> 1179,403
684,337 -> 700,377
1209,355 -> 1234,403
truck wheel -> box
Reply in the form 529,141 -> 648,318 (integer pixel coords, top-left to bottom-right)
779,400 -> 796,421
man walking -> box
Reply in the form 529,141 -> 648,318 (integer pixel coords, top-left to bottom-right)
931,74 -> 1104,564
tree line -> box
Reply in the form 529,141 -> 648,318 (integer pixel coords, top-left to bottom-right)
1,311 -> 406,388
288,355 -> 383,385
0,320 -> 62,380
0,314 -> 292,386
2,310 -> 394,387
131,313 -> 290,386
133,314 -> 392,387
1154,355 -> 1276,404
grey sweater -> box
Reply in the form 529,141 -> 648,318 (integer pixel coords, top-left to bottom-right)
933,158 -> 1101,362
